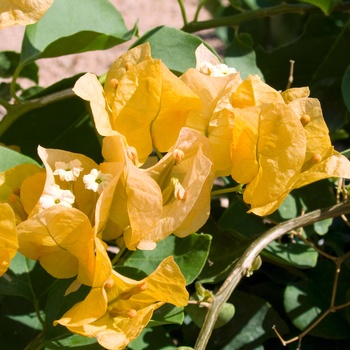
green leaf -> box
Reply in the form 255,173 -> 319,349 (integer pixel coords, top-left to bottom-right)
0,75 -> 102,164
0,295 -> 42,350
0,145 -> 40,172
270,180 -> 337,236
342,64 -> 350,113
44,278 -> 92,347
20,0 -> 135,66
150,304 -> 185,326
185,302 -> 235,329
284,260 -> 350,339
297,0 -> 339,15
128,326 -> 175,350
218,195 -> 266,239
44,334 -> 102,349
132,26 -> 215,75
121,233 -> 211,285
0,253 -> 38,301
256,15 -> 350,134
263,239 -> 318,268
205,291 -> 288,349
0,52 -> 38,83
198,218 -> 248,284
225,32 -> 264,80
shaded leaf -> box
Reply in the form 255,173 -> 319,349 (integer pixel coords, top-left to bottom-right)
342,64 -> 350,113
150,304 -> 185,326
121,233 -> 211,285
207,291 -> 288,349
128,326 -> 175,350
132,26 -> 215,75
298,0 -> 339,15
185,302 -> 235,329
0,51 -> 38,83
284,260 -> 350,338
225,32 -> 264,80
263,239 -> 318,269
0,75 -> 102,164
198,217 -> 248,284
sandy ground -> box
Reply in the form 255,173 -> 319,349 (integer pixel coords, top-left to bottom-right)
0,0 -> 218,87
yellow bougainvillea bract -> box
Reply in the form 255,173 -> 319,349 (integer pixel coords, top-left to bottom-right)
0,0 -> 54,28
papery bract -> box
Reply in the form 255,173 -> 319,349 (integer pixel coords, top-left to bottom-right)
73,43 -> 201,164
143,127 -> 215,241
0,163 -> 44,223
230,75 -> 350,215
0,0 -> 54,28
16,205 -> 96,285
181,66 -> 241,175
53,238 -> 112,326
35,146 -> 123,237
55,256 -> 188,350
0,203 -> 18,276
101,134 -> 163,250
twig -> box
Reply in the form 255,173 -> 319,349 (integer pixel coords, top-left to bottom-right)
194,200 -> 350,350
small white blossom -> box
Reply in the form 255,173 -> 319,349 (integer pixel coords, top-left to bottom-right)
40,184 -> 75,209
199,62 -> 237,77
83,169 -> 113,194
53,159 -> 83,181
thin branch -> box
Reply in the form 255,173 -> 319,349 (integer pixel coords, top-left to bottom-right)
177,0 -> 188,26
0,88 -> 75,137
194,200 -> 350,350
182,2 -> 350,33
193,0 -> 207,23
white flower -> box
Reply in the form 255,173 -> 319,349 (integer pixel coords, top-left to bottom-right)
53,159 -> 83,181
199,62 -> 237,77
40,184 -> 75,209
83,169 -> 113,194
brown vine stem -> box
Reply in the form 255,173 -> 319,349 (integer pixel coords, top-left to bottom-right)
194,200 -> 350,350
273,250 -> 350,347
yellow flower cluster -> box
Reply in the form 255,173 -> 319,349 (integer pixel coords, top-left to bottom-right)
1,42 -> 350,349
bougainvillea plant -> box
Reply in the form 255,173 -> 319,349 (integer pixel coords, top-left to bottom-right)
1,1 -> 350,349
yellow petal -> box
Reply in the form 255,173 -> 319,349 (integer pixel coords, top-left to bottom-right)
57,256 -> 188,349
73,73 -> 116,137
293,149 -> 350,189
36,146 -> 97,218
144,128 -> 214,241
230,106 -> 260,184
181,68 -> 241,175
104,43 -> 152,108
0,203 -> 18,276
243,103 -> 306,215
231,74 -> 284,108
102,135 -> 163,248
0,163 -> 43,223
17,206 -> 96,285
0,0 -> 54,28
281,87 -> 310,104
289,97 -> 332,166
55,238 -> 112,327
112,59 -> 201,162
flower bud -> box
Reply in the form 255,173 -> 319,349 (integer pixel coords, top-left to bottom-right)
110,78 -> 118,89
300,114 -> 311,127
173,148 -> 185,165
